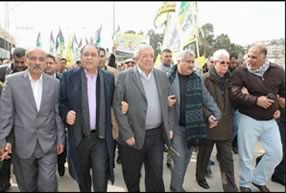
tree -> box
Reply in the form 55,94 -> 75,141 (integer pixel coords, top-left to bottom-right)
147,29 -> 164,60
198,23 -> 215,57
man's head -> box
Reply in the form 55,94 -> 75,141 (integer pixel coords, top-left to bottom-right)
177,50 -> 196,76
229,53 -> 239,71
160,48 -> 173,66
44,54 -> 57,76
207,56 -> 214,70
98,47 -> 107,68
212,49 -> 230,77
124,58 -> 136,69
12,47 -> 27,72
133,45 -> 154,74
80,45 -> 99,72
247,43 -> 267,70
60,58 -> 67,72
25,48 -> 47,76
0,58 -> 3,65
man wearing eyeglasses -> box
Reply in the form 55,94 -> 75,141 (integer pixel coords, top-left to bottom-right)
231,43 -> 285,192
196,49 -> 238,192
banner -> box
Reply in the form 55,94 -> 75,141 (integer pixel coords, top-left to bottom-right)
113,32 -> 149,54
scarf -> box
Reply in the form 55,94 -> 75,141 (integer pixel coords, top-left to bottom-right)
246,62 -> 270,77
168,65 -> 207,148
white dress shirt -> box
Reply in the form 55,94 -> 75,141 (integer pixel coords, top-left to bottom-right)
28,72 -> 43,112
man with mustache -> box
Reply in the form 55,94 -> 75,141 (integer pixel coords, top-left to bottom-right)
0,48 -> 65,192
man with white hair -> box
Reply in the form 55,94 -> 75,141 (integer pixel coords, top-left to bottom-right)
196,49 -> 238,192
113,44 -> 173,192
168,49 -> 221,192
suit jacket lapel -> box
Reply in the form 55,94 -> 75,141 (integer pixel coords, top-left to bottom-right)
22,70 -> 38,112
131,67 -> 146,99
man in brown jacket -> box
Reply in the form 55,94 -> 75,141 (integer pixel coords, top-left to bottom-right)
231,43 -> 285,192
196,49 -> 238,192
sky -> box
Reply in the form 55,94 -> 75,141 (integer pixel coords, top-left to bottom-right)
0,1 -> 284,51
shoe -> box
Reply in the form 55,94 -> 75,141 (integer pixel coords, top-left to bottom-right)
252,182 -> 270,192
240,186 -> 252,192
116,156 -> 121,164
197,179 -> 209,189
0,183 -> 11,192
166,162 -> 172,168
271,176 -> 285,186
232,145 -> 238,154
58,164 -> 65,176
205,165 -> 212,178
209,160 -> 215,166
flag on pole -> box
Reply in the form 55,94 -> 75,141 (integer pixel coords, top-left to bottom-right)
49,31 -> 55,54
36,32 -> 42,47
112,25 -> 120,40
56,28 -> 65,57
93,25 -> 102,47
66,34 -> 73,65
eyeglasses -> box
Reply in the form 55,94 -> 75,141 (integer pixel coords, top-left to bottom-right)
218,61 -> 230,65
126,62 -> 135,65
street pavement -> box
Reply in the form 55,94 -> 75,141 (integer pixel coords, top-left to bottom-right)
8,143 -> 285,192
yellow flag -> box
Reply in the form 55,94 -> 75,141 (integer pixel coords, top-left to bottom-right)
66,35 -> 73,65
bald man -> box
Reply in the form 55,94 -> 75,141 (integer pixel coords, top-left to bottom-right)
0,48 -> 65,192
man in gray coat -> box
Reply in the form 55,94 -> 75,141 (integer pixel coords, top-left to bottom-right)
0,48 -> 65,192
113,45 -> 173,192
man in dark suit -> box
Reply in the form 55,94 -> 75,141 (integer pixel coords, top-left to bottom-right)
59,45 -> 115,192
113,45 -> 173,192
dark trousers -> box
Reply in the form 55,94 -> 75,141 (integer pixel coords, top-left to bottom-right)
118,127 -> 165,192
0,159 -> 11,186
196,139 -> 238,192
76,132 -> 108,192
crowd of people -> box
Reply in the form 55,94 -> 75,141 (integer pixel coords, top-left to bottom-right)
0,42 -> 284,192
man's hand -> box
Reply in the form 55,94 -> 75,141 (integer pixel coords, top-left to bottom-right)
208,115 -> 218,129
168,95 -> 176,108
121,101 -> 129,114
66,110 -> 76,125
56,144 -> 65,155
241,87 -> 249,95
0,143 -> 12,161
256,96 -> 274,109
125,137 -> 135,146
273,110 -> 281,120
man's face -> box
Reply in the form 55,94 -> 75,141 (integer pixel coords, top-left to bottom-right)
26,49 -> 47,76
44,57 -> 57,75
178,54 -> 195,75
125,61 -> 135,69
135,47 -> 154,73
99,50 -> 107,68
161,51 -> 172,66
13,56 -> 26,72
247,47 -> 265,69
213,55 -> 230,76
229,57 -> 238,70
81,46 -> 99,72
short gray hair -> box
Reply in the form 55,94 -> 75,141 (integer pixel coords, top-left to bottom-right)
177,50 -> 196,61
133,44 -> 154,60
212,49 -> 229,60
